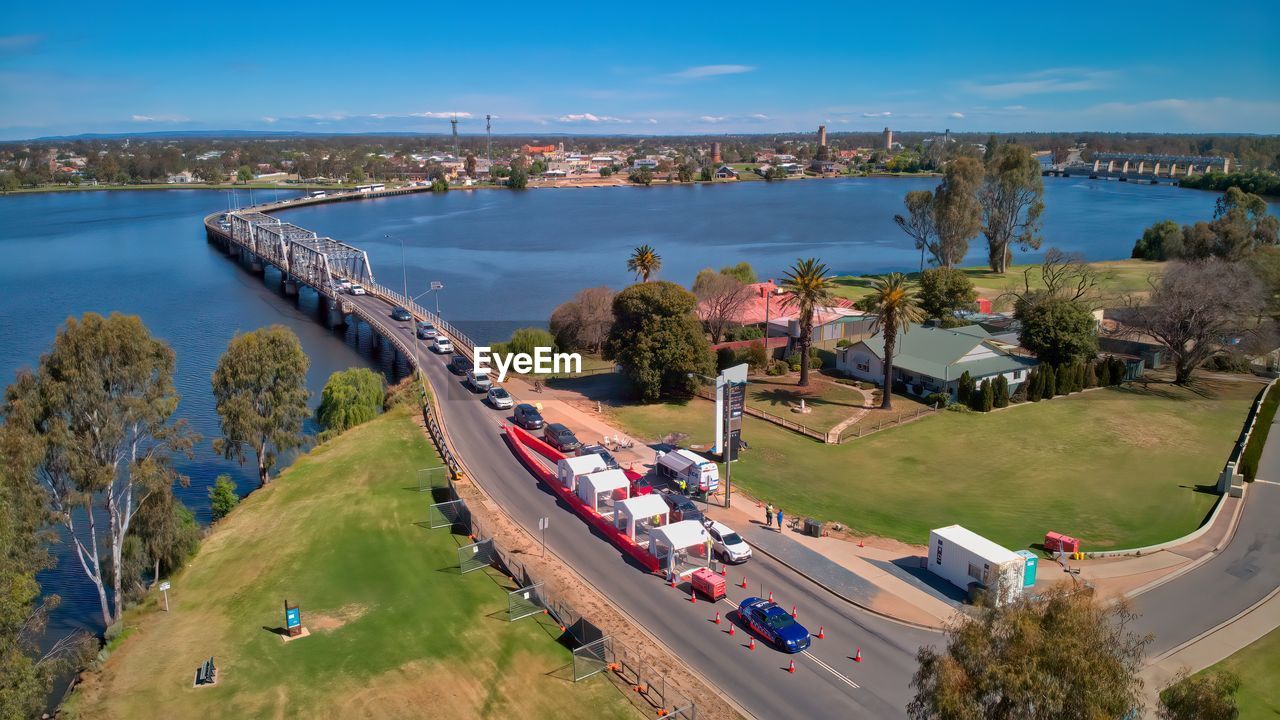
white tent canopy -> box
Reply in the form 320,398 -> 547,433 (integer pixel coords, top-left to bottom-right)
577,469 -> 630,511
557,454 -> 608,493
649,520 -> 711,573
615,494 -> 670,539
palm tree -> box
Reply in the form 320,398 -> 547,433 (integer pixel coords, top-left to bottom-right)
868,273 -> 925,409
626,245 -> 662,282
781,258 -> 834,387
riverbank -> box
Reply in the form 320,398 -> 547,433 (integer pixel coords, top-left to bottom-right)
61,405 -> 635,720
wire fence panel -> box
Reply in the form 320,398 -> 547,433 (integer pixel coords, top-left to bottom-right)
572,636 -> 612,682
507,583 -> 544,621
458,539 -> 495,574
429,499 -> 469,530
417,466 -> 448,493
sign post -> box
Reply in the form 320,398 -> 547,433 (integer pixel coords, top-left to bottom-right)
159,580 -> 171,612
538,517 -> 549,557
284,600 -> 302,637
713,364 -> 748,509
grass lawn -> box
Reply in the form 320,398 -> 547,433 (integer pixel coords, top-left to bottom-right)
831,259 -> 1164,311
64,406 -> 634,720
1184,625 -> 1280,718
607,376 -> 1258,550
741,373 -> 869,432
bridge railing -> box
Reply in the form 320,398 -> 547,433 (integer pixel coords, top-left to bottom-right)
368,283 -> 476,359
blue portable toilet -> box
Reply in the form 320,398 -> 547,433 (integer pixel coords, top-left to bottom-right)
1015,550 -> 1038,587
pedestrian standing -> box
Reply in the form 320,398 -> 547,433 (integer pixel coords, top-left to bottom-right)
765,503 -> 773,527
776,508 -> 784,532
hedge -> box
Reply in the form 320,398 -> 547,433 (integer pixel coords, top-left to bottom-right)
1241,382 -> 1280,481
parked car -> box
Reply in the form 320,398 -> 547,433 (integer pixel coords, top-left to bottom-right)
432,337 -> 453,353
577,444 -> 619,469
513,403 -> 544,430
390,306 -> 412,322
738,598 -> 811,653
659,490 -> 703,524
467,370 -> 492,392
335,279 -> 352,294
449,354 -> 472,375
704,520 -> 752,564
349,283 -> 367,295
416,321 -> 437,339
487,386 -> 514,409
543,423 -> 582,453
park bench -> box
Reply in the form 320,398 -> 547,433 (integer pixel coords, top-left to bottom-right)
193,656 -> 217,686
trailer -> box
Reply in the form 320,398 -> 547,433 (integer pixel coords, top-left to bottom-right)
927,525 -> 1025,606
655,449 -> 719,493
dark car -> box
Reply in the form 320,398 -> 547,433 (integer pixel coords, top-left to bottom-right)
416,321 -> 437,339
513,403 -> 544,430
739,597 -> 811,653
577,444 -> 620,469
543,423 -> 582,453
659,490 -> 703,524
390,306 -> 412,322
449,355 -> 472,375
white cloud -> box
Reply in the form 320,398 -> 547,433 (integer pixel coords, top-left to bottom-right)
1003,105 -> 1027,111
646,118 -> 658,124
411,111 -> 473,119
667,64 -> 755,80
962,68 -> 1111,99
750,113 -> 770,120
949,112 -> 965,119
130,114 -> 187,123
262,116 -> 277,123
861,111 -> 892,118
1080,97 -> 1280,131
698,115 -> 727,124
557,113 -> 629,123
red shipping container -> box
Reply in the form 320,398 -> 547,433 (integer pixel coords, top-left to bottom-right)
690,568 -> 726,601
1044,532 -> 1080,553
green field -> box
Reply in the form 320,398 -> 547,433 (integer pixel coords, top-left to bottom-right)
65,406 -> 634,720
832,259 -> 1164,311
607,376 -> 1257,550
1181,626 -> 1280,718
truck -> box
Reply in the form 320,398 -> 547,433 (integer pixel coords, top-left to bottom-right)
656,449 -> 719,494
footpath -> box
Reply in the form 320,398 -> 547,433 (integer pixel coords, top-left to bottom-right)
507,375 -> 1264,636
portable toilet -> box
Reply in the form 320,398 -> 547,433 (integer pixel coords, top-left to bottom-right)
1014,549 -> 1038,587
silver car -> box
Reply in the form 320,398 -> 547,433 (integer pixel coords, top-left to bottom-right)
487,386 -> 514,409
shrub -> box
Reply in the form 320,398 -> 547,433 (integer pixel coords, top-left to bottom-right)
1027,367 -> 1042,402
1010,380 -> 1029,404
745,341 -> 770,370
925,392 -> 950,408
1204,353 -> 1251,373
957,371 -> 975,405
208,474 -> 239,521
318,367 -> 385,432
946,403 -> 973,414
1085,362 -> 1098,389
766,360 -> 788,376
715,347 -> 737,371
836,339 -> 853,349
1241,382 -> 1280,480
993,375 -> 1009,408
977,379 -> 994,412
1042,364 -> 1057,398
893,380 -> 908,395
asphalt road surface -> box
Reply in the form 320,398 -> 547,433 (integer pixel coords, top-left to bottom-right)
347,291 -> 938,719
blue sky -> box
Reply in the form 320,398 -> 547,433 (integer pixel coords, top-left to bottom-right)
2,1 -> 1278,140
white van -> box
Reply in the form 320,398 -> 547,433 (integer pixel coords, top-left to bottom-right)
656,449 -> 719,493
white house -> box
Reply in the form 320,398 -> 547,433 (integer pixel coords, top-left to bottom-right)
836,324 -> 1037,400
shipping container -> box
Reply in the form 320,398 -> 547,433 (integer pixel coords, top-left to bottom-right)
928,525 -> 1025,606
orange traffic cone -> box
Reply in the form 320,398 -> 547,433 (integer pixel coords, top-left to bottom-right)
690,592 -> 697,604
714,611 -> 721,625
791,605 -> 797,618
858,539 -> 864,548
788,659 -> 795,674
768,590 -> 773,602
817,626 -> 825,639
740,576 -> 748,589
669,576 -> 676,588
728,624 -> 735,636
854,647 -> 862,663
748,637 -> 756,650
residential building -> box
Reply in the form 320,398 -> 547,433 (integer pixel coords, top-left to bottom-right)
836,324 -> 1038,400
713,165 -> 739,179
633,158 -> 659,169
166,170 -> 196,184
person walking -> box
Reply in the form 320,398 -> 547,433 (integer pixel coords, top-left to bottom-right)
765,503 -> 774,528
776,508 -> 784,532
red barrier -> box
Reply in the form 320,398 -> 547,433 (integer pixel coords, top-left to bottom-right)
503,426 -> 660,573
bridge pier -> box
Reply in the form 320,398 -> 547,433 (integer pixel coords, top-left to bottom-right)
284,278 -> 299,296
249,257 -> 264,274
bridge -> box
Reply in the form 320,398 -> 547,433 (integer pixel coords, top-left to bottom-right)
1049,152 -> 1231,184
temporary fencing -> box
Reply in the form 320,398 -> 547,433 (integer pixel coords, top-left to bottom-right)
428,499 -> 469,530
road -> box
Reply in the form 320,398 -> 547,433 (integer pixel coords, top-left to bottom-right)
1131,417 -> 1280,656
345,290 -> 937,719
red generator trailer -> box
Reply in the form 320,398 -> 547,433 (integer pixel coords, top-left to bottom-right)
690,568 -> 726,601
1044,531 -> 1080,554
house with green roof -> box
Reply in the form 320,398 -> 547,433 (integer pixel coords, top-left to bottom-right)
835,323 -> 1039,400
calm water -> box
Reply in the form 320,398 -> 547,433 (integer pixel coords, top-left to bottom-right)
0,178 -> 1226,664
281,177 -> 1223,343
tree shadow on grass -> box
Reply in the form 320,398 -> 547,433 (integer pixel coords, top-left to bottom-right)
751,387 -> 862,411
1178,483 -> 1221,496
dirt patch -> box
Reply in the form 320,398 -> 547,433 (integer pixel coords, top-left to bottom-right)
308,603 -> 369,632
414,409 -> 742,720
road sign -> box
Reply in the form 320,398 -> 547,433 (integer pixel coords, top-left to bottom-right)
158,581 -> 171,592
538,517 -> 549,557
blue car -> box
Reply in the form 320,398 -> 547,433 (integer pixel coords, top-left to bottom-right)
738,597 -> 811,653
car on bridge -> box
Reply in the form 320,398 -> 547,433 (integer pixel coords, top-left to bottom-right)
738,598 -> 810,653
513,403 -> 544,430
432,337 -> 453,353
544,423 -> 582,453
449,355 -> 472,375
335,279 -> 352,293
349,284 -> 367,295
416,321 -> 437,339
467,370 -> 492,392
391,306 -> 413,322
487,386 -> 514,409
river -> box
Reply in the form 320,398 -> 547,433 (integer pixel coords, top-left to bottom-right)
0,177 -> 1226,670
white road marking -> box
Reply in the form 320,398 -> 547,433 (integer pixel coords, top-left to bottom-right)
801,649 -> 860,689
1253,479 -> 1280,486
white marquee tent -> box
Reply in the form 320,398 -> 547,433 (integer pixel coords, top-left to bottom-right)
649,520 -> 711,573
615,494 -> 670,539
577,469 -> 630,512
557,454 -> 608,493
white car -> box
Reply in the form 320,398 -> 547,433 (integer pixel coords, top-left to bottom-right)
433,337 -> 453,353
335,279 -> 353,293
349,283 -> 367,295
467,370 -> 492,392
704,520 -> 752,564
486,386 -> 514,409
